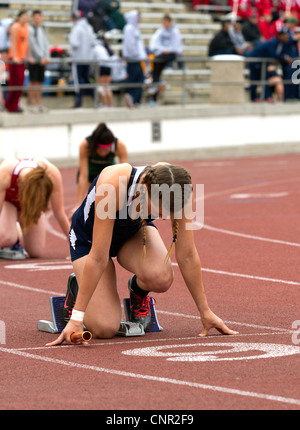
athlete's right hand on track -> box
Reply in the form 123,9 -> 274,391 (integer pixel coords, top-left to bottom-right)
45,320 -> 84,346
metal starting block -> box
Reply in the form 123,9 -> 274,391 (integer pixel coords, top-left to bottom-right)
123,297 -> 163,333
37,296 -> 66,334
116,321 -> 145,337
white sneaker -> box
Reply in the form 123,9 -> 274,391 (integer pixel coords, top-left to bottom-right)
0,242 -> 27,260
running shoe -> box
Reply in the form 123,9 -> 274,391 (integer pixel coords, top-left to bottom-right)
128,275 -> 151,330
62,273 -> 79,325
0,241 -> 27,260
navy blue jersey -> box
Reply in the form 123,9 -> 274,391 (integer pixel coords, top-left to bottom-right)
69,165 -> 155,260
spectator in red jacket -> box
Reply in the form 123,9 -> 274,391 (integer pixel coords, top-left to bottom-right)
228,0 -> 252,19
259,9 -> 278,40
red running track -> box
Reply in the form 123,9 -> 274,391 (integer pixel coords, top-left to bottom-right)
0,153 -> 300,411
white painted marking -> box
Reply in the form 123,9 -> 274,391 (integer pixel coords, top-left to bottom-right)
4,260 -> 73,272
201,267 -> 300,286
0,346 -> 299,406
203,176 -> 300,201
122,342 -> 300,362
202,224 -> 300,248
171,262 -> 300,287
194,161 -> 235,167
230,192 -> 288,199
0,280 -> 61,296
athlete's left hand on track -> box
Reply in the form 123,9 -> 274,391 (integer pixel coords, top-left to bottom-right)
198,309 -> 239,337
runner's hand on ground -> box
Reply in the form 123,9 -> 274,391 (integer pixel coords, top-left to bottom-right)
45,320 -> 85,346
198,309 -> 239,337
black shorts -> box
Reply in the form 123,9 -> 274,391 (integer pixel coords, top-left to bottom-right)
99,66 -> 111,77
69,221 -> 156,261
28,63 -> 45,83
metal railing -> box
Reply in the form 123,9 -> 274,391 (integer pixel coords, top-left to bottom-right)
1,56 -> 300,109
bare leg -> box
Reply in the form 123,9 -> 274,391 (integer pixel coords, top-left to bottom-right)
0,202 -> 19,247
117,226 -> 174,293
22,213 -> 46,257
72,257 -> 121,338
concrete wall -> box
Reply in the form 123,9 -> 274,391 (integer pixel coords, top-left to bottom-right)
1,104 -> 300,165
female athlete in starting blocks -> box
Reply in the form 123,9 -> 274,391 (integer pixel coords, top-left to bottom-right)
0,157 -> 70,259
46,162 -> 238,346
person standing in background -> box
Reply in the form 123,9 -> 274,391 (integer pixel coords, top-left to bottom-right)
68,10 -> 96,108
5,10 -> 29,113
122,10 -> 147,108
28,10 -> 50,113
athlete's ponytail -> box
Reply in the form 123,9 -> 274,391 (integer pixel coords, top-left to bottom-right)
19,166 -> 53,232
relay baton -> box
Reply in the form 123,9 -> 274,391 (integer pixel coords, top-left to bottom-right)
70,331 -> 92,343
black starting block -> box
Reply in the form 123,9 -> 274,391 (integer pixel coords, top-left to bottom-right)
38,295 -> 162,337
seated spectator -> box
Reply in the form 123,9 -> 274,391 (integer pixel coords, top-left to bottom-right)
281,16 -> 300,99
92,31 -> 114,107
258,9 -> 278,40
93,0 -> 125,31
208,19 -> 236,56
148,14 -> 182,105
98,0 -> 126,30
192,0 -> 210,11
242,11 -> 263,46
229,18 -> 253,54
245,28 -> 291,102
77,0 -> 97,17
228,0 -> 252,20
253,0 -> 272,17
276,1 -> 300,24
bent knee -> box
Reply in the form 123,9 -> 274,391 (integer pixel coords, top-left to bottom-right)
89,322 -> 120,339
0,233 -> 18,248
142,267 -> 174,293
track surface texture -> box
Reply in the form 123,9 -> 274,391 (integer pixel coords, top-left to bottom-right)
0,154 -> 300,411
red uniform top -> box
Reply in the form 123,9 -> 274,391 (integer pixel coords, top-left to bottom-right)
4,159 -> 38,211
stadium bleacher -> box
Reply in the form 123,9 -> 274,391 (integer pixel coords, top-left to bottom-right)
0,0 -> 221,105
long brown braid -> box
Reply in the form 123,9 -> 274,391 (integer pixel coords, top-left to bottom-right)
140,164 -> 192,262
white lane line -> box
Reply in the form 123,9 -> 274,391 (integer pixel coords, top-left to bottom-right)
203,176 -> 300,201
0,277 -> 296,333
0,279 -> 62,296
171,262 -> 300,287
0,346 -> 299,406
202,266 -> 300,286
202,224 -> 300,248
13,331 -> 294,352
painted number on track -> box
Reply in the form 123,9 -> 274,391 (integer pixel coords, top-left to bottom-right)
122,342 -> 300,362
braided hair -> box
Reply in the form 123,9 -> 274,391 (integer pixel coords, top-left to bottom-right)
140,164 -> 192,262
